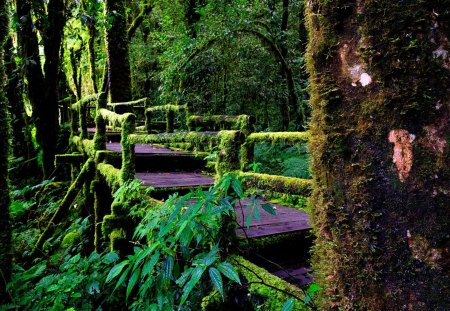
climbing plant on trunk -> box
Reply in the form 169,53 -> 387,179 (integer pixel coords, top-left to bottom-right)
306,1 -> 450,309
0,0 -> 12,301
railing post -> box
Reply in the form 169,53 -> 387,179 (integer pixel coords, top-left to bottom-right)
216,130 -> 245,177
241,141 -> 255,171
79,101 -> 88,139
94,92 -> 107,151
166,109 -> 175,133
121,113 -> 136,182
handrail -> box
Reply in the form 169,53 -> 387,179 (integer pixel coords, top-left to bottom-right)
70,93 -> 103,139
130,130 -> 244,177
145,104 -> 188,133
241,131 -> 310,171
187,114 -> 255,135
97,108 -> 136,182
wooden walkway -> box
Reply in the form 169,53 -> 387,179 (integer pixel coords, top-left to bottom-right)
106,141 -> 310,239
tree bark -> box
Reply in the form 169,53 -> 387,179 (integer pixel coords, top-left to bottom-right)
105,0 -> 132,104
4,37 -> 31,160
306,1 -> 450,310
0,0 -> 12,300
16,0 -> 65,178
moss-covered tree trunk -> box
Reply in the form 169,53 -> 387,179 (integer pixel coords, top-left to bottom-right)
306,1 -> 449,310
0,0 -> 11,301
16,0 -> 65,178
105,0 -> 132,105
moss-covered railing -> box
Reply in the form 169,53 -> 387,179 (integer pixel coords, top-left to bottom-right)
239,131 -> 312,200
97,108 -> 136,183
107,97 -> 148,115
145,104 -> 188,133
70,93 -> 103,140
187,114 -> 256,136
129,130 -> 244,177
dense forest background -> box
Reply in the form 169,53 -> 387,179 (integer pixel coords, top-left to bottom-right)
1,0 -> 449,310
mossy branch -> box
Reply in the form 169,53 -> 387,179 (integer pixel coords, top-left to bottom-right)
33,159 -> 95,256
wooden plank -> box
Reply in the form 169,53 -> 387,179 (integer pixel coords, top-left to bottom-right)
106,142 -> 188,155
235,199 -> 310,238
136,172 -> 214,188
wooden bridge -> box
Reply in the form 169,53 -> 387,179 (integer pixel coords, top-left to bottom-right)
40,93 -> 314,288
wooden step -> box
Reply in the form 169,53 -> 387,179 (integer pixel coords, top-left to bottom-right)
107,143 -> 207,172
235,199 -> 310,238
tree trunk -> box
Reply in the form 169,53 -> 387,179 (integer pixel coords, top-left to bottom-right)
16,0 -> 64,178
0,0 -> 12,300
105,0 -> 132,104
306,1 -> 450,310
4,37 -> 31,160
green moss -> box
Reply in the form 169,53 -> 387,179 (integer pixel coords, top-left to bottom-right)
61,230 -> 80,248
246,132 -> 310,144
71,136 -> 95,157
216,131 -> 244,177
93,92 -> 108,151
145,104 -> 188,133
187,115 -> 256,135
129,132 -> 219,147
71,93 -> 101,139
97,163 -> 122,191
120,113 -> 136,182
107,97 -> 148,113
230,255 -> 308,311
240,172 -> 312,196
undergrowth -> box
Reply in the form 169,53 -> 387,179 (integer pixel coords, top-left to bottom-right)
253,142 -> 311,179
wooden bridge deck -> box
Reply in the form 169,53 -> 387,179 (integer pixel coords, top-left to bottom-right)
105,141 -> 310,239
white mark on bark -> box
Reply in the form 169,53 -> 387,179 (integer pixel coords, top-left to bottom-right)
359,73 -> 372,86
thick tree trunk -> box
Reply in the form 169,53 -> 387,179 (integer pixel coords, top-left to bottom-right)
16,0 -> 64,178
0,0 -> 11,301
4,37 -> 31,159
306,1 -> 450,310
41,0 -> 64,177
105,0 -> 132,104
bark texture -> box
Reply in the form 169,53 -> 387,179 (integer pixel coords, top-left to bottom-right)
105,0 -> 132,104
306,1 -> 450,310
0,0 -> 11,300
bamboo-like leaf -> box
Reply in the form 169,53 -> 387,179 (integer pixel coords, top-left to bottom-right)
209,267 -> 224,299
126,268 -> 140,300
217,262 -> 241,284
106,260 -> 129,283
179,266 -> 205,305
261,203 -> 276,215
281,298 -> 295,311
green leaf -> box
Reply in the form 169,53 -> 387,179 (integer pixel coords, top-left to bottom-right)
246,212 -> 253,228
307,283 -> 321,295
141,253 -> 160,278
261,203 -> 277,215
179,266 -> 204,305
217,262 -> 241,284
106,260 -> 129,283
209,267 -> 224,299
281,298 -> 295,311
253,205 -> 261,221
163,256 -> 174,284
126,268 -> 140,300
176,268 -> 193,287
